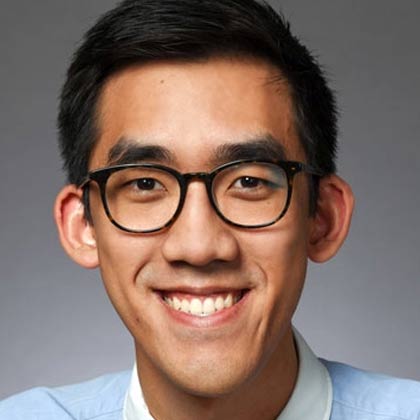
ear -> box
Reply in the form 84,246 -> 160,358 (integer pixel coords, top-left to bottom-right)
54,184 -> 99,268
308,174 -> 354,263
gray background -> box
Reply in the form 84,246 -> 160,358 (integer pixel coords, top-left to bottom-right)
0,0 -> 419,400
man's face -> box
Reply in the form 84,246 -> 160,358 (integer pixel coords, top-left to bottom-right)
88,58 -> 312,396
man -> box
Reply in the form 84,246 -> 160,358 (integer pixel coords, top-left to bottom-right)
1,0 -> 419,419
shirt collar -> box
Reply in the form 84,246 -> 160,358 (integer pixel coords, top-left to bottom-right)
123,362 -> 153,420
277,329 -> 332,420
123,329 -> 332,420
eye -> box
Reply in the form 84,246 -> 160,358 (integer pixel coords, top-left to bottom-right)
133,177 -> 164,191
232,176 -> 271,189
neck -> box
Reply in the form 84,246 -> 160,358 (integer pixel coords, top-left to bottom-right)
135,327 -> 298,420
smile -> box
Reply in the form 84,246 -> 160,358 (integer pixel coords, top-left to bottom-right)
161,291 -> 245,317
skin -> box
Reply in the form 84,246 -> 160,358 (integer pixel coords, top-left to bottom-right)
55,58 -> 354,420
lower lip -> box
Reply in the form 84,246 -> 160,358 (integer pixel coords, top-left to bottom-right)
158,291 -> 250,328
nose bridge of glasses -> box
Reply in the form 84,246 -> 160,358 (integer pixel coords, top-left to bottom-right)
181,171 -> 213,190
179,171 -> 215,209
183,171 -> 210,181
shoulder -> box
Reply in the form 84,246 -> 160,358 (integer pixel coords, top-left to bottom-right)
321,359 -> 420,420
0,370 -> 131,420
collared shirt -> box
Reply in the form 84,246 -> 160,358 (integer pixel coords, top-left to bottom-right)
123,330 -> 333,420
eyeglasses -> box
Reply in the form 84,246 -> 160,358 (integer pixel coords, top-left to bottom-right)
81,159 -> 322,233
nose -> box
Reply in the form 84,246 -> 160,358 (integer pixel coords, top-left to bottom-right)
161,181 -> 240,267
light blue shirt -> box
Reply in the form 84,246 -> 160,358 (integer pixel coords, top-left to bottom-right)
1,331 -> 419,419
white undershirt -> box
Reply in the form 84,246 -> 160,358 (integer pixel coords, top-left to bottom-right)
123,329 -> 332,420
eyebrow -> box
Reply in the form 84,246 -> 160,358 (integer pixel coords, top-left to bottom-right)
107,137 -> 174,165
106,134 -> 287,168
211,135 -> 287,166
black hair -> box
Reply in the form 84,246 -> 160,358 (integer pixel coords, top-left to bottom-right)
58,0 -> 337,211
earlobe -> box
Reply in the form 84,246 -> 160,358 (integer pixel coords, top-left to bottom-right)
54,185 -> 99,269
308,174 -> 354,263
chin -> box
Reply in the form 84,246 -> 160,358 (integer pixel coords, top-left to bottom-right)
158,346 -> 260,398
170,366 -> 253,398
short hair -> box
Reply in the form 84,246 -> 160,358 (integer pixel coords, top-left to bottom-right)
58,0 -> 337,211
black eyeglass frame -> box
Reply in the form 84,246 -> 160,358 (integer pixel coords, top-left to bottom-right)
81,159 -> 323,233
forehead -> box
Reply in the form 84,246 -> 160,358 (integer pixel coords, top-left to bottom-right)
91,58 -> 303,170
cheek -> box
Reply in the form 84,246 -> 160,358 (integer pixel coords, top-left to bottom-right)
241,196 -> 310,317
90,198 -> 160,314
89,193 -> 155,284
248,222 -> 308,294
94,232 -> 165,338
243,189 -> 309,275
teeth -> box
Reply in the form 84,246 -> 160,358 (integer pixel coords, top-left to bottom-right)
190,298 -> 202,316
173,296 -> 181,310
224,294 -> 233,308
181,299 -> 190,313
215,296 -> 224,311
163,293 -> 241,317
202,297 -> 215,315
